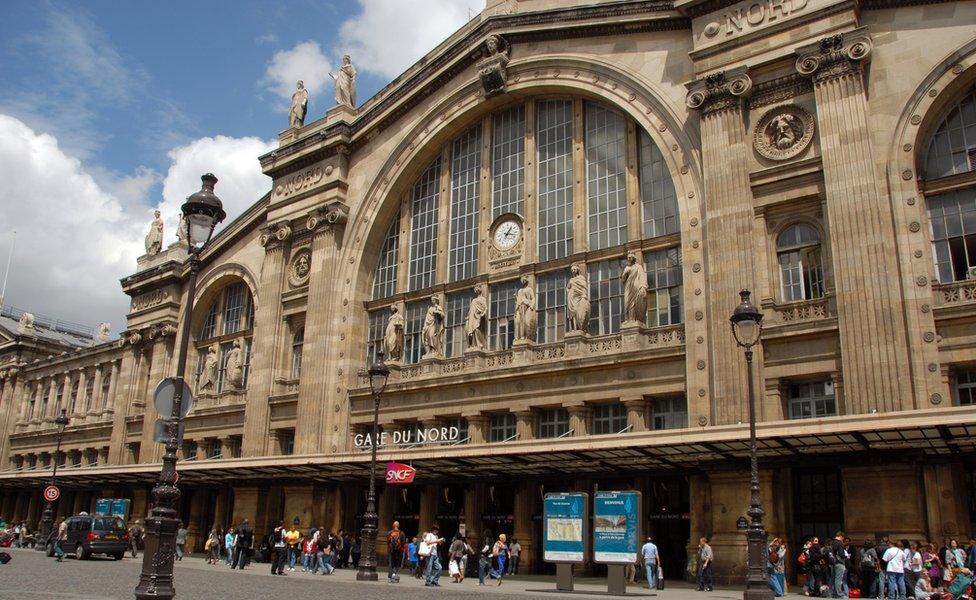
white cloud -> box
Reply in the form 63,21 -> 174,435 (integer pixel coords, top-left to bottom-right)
337,0 -> 483,79
156,135 -> 275,247
0,114 -> 273,332
263,41 -> 333,104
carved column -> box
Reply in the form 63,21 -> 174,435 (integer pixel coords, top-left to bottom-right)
220,437 -> 236,459
686,68 -> 760,426
104,360 -> 120,414
108,345 -> 141,464
242,239 -> 288,457
622,396 -> 648,432
467,415 -> 488,444
139,334 -> 174,463
0,370 -> 24,468
73,370 -> 87,421
89,366 -> 103,418
567,404 -> 591,437
44,376 -> 58,421
515,410 -> 535,441
795,30 -> 913,413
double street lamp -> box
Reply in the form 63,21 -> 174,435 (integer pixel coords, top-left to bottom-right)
35,408 -> 70,551
730,289 -> 773,600
135,174 -> 225,600
356,351 -> 390,581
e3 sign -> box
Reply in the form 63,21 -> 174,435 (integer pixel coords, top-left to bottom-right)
385,462 -> 416,485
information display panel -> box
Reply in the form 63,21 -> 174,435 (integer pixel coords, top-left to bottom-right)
543,492 -> 587,563
592,490 -> 641,564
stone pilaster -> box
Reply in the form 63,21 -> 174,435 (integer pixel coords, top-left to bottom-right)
686,67 -> 760,427
795,30 -> 913,413
566,404 -> 591,437
220,437 -> 236,459
515,410 -> 535,440
108,346 -> 140,464
88,367 -> 103,417
242,242 -> 288,457
513,481 -> 539,574
73,369 -> 87,421
139,335 -> 174,463
0,371 -> 24,469
464,482 -> 486,545
622,396 -> 648,432
104,360 -> 120,414
467,415 -> 488,444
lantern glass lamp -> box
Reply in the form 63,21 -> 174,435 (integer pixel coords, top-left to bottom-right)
182,173 -> 227,252
55,408 -> 69,431
368,352 -> 390,397
730,289 -> 763,348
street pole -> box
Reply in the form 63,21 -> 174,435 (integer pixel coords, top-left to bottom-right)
133,253 -> 199,599
356,390 -> 381,581
743,347 -> 772,600
36,408 -> 68,551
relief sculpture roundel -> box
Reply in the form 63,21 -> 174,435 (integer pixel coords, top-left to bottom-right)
753,104 -> 815,161
289,249 -> 312,287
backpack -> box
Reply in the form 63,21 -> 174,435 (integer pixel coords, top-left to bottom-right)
862,550 -> 876,568
389,531 -> 404,553
798,551 -> 809,566
826,547 -> 837,565
769,549 -> 781,564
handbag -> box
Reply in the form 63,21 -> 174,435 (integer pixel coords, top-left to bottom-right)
657,565 -> 665,590
418,541 -> 430,557
448,559 -> 460,576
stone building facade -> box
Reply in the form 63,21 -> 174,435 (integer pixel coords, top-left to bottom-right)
2,0 -> 976,581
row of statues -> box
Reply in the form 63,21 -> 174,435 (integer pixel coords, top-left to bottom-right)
197,340 -> 245,392
144,210 -> 188,257
288,55 -> 357,129
382,254 -> 649,360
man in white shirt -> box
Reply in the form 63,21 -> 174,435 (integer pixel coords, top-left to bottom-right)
641,536 -> 660,590
423,523 -> 445,587
882,541 -> 907,600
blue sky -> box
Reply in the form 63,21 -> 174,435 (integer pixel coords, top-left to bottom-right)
0,0 -> 482,331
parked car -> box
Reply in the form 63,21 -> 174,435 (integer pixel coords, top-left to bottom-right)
46,514 -> 129,560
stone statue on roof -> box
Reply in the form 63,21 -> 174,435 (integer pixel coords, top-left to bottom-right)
331,55 -> 357,109
289,80 -> 309,128
145,210 -> 164,256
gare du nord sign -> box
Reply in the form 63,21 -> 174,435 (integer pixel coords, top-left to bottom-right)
353,426 -> 462,449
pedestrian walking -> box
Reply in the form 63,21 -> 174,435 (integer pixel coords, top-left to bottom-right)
53,517 -> 67,562
478,538 -> 492,585
285,521 -> 300,571
301,529 -> 317,572
490,533 -> 510,585
407,536 -> 418,576
882,539 -> 907,600
697,536 -> 714,591
905,540 -> 922,595
448,533 -> 468,583
351,534 -> 362,568
388,521 -> 407,583
509,538 -> 522,575
175,523 -> 187,561
233,519 -> 253,569
769,537 -> 786,596
206,526 -> 221,564
128,519 -> 143,558
224,527 -> 236,566
642,536 -> 660,590
270,521 -> 287,575
423,523 -> 445,586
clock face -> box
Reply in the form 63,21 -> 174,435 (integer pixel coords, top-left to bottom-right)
493,219 -> 522,250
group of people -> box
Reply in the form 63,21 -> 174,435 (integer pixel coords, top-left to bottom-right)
260,521 -> 360,576
2,519 -> 34,549
797,532 -> 976,600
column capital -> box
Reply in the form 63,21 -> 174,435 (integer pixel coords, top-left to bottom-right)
686,67 -> 752,114
795,28 -> 872,83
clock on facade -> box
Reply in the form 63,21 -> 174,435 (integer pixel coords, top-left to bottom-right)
492,218 -> 522,250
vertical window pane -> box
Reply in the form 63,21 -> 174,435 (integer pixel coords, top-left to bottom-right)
787,381 -> 837,419
538,408 -> 569,438
536,270 -> 569,343
446,291 -> 473,358
645,248 -> 683,327
588,259 -> 623,335
200,301 -> 218,339
639,129 -> 679,238
373,213 -> 400,299
489,413 -> 517,442
585,102 -> 628,250
537,100 -> 574,262
409,159 -> 441,291
291,327 -> 304,379
404,302 -> 426,364
367,309 -> 389,365
924,85 -> 976,178
954,368 -> 976,406
449,127 -> 482,282
592,403 -> 627,434
651,396 -> 688,430
222,283 -> 247,335
492,105 -> 525,219
927,189 -> 976,282
489,280 -> 520,351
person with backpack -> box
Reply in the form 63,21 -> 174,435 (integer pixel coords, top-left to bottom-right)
861,540 -> 881,599
829,531 -> 850,598
387,521 -> 407,583
882,539 -> 907,600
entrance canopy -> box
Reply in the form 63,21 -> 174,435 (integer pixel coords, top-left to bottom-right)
2,407 -> 973,490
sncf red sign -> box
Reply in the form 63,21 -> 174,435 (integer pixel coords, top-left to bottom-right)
386,462 -> 416,485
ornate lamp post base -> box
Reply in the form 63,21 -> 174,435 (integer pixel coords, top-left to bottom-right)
35,503 -> 53,552
356,508 -> 379,581
745,526 -> 775,600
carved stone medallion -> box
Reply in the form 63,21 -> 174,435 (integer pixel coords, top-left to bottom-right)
753,104 -> 815,161
289,249 -> 312,287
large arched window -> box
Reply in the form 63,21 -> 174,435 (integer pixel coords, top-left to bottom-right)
195,281 -> 255,393
777,224 -> 825,302
923,85 -> 976,283
369,98 -> 681,363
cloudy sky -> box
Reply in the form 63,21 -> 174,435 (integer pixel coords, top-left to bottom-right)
0,0 -> 482,333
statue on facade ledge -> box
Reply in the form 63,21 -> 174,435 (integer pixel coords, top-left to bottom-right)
96,323 -> 111,343
225,340 -> 244,389
331,55 -> 357,109
145,210 -> 164,256
199,345 -> 218,391
514,276 -> 537,342
567,263 -> 590,333
422,295 -> 445,358
622,253 -> 648,326
289,80 -> 309,128
478,34 -> 510,97
384,304 -> 404,361
466,285 -> 488,350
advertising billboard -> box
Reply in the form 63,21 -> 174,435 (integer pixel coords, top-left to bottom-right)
592,490 -> 641,564
543,492 -> 587,563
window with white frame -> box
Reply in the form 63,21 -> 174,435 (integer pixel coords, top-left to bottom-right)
536,270 -> 569,343
924,84 -> 976,179
403,301 -> 426,365
373,214 -> 400,299
645,248 -> 682,327
408,159 -> 441,291
777,223 -> 825,302
651,396 -> 688,430
489,412 -> 517,442
787,380 -> 837,419
492,105 -> 525,218
928,190 -> 976,283
537,100 -> 575,262
489,280 -> 519,351
588,260 -> 623,336
449,126 -> 482,282
639,129 -> 679,238
291,326 -> 304,379
592,403 -> 627,434
446,291 -> 473,358
954,368 -> 976,406
195,281 -> 255,393
538,408 -> 570,438
585,102 -> 628,250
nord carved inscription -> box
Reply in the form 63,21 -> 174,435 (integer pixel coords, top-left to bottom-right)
699,0 -> 810,47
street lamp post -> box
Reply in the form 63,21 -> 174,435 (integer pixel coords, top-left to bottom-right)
134,174 -> 225,600
356,351 -> 390,582
35,408 -> 70,551
730,289 -> 773,600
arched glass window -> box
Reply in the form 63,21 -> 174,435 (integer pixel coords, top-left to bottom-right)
928,190 -> 976,282
372,213 -> 399,300
291,327 -> 304,380
924,85 -> 976,179
777,224 -> 825,302
55,382 -> 64,414
195,281 -> 255,393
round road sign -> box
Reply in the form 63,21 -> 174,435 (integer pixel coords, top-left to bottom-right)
43,485 -> 60,502
153,377 -> 193,419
